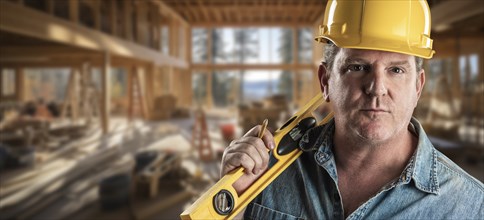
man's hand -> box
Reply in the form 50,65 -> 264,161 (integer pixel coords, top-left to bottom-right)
220,125 -> 275,195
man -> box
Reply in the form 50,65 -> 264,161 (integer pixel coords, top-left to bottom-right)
221,0 -> 484,219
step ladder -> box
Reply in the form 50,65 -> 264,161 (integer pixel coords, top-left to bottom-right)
191,108 -> 213,162
128,71 -> 147,120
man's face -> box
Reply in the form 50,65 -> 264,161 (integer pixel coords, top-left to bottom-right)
321,48 -> 425,144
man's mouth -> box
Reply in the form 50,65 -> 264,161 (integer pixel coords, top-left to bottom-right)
360,109 -> 389,114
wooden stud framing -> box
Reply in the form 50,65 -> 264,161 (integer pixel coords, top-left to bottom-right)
61,68 -> 72,119
135,1 -> 147,46
186,27 -> 192,64
101,51 -> 111,133
145,63 -> 156,113
293,27 -> 299,64
109,0 -> 118,36
123,0 -> 133,41
152,4 -> 161,51
46,0 -> 54,15
15,68 -> 25,102
61,68 -> 80,121
150,0 -> 189,27
127,66 -> 134,119
168,66 -> 174,95
92,0 -> 101,30
136,66 -> 149,119
0,1 -> 188,68
292,27 -> 299,103
169,21 -> 177,58
206,71 -> 213,109
0,68 -> 3,98
69,0 -> 79,23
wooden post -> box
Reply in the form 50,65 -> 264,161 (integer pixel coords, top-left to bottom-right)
186,26 -> 192,64
93,0 -> 101,30
293,27 -> 298,64
71,69 -> 79,122
127,66 -> 134,120
135,2 -> 147,46
46,0 -> 54,15
186,26 -> 193,106
101,51 -> 111,134
206,27 -> 213,108
110,0 -> 118,36
61,68 -> 74,119
168,66 -> 174,94
206,72 -> 213,109
15,68 -> 25,102
479,48 -> 484,145
145,63 -> 155,112
292,27 -> 299,104
69,0 -> 78,23
451,37 -> 462,109
151,5 -> 157,50
170,21 -> 180,58
123,0 -> 132,41
136,67 -> 149,119
80,62 -> 94,122
0,68 -> 3,98
293,71 -> 299,105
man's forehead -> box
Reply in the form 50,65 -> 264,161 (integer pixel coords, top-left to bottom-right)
337,48 -> 415,65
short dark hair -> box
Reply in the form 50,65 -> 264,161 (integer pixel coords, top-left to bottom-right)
323,42 -> 423,73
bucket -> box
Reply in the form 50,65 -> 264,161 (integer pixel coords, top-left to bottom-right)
220,124 -> 235,142
0,146 -> 7,171
99,173 -> 131,211
134,151 -> 158,173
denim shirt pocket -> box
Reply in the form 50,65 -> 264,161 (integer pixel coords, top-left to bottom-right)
245,203 -> 304,220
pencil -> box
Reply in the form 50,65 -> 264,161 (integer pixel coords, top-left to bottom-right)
258,119 -> 268,139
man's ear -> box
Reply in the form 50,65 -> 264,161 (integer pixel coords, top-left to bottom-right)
415,69 -> 426,106
318,63 -> 330,102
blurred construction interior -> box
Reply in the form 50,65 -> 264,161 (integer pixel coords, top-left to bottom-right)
0,0 -> 482,219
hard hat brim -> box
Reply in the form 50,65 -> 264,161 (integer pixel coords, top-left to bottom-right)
315,36 -> 435,59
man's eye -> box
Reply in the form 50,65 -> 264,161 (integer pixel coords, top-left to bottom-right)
390,67 -> 404,74
347,64 -> 366,72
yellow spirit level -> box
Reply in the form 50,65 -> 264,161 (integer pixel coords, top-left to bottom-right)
181,93 -> 333,220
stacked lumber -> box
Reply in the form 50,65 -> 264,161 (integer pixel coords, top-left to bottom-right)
150,95 -> 190,120
0,120 -> 134,219
238,95 -> 290,133
135,151 -> 182,198
150,95 -> 177,120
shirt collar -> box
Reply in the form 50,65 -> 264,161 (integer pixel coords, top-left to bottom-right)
408,117 -> 440,194
299,119 -> 338,180
299,117 -> 440,194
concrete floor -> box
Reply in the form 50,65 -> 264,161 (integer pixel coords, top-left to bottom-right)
1,111 -> 482,219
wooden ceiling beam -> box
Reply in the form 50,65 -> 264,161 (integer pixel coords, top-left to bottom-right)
0,55 -> 150,68
213,6 -> 224,23
0,46 -> 97,57
259,0 -> 267,24
150,0 -> 189,27
166,2 -> 324,12
197,0 -> 211,24
431,0 -> 484,32
0,1 -> 188,68
305,8 -> 320,24
191,63 -> 314,71
296,0 -> 305,23
235,0 -> 242,23
181,1 -> 195,22
190,21 -> 312,28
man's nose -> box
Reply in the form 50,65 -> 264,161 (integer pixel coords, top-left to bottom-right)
364,69 -> 388,97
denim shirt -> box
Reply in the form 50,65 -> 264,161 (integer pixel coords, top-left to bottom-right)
244,118 -> 484,220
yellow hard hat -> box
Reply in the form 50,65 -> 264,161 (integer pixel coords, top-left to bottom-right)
315,0 -> 435,59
